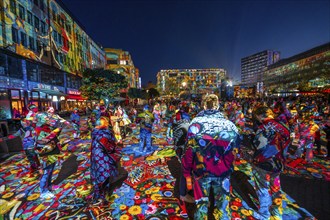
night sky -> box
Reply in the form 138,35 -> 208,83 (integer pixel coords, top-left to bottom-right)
61,0 -> 330,85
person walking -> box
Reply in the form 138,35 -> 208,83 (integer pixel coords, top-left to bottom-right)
251,106 -> 290,219
181,94 -> 240,219
90,116 -> 122,204
35,106 -> 70,200
21,104 -> 40,174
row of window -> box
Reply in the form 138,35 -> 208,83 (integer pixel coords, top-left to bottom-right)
11,27 -> 48,55
0,53 -> 81,89
16,3 -> 47,34
10,0 -> 46,15
13,1 -> 88,49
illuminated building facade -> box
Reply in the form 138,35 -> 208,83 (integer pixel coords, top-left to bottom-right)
104,48 -> 140,89
263,42 -> 330,96
241,50 -> 280,90
156,68 -> 226,97
0,0 -> 106,118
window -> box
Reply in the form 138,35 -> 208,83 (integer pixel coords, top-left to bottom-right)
7,56 -> 23,79
10,1 -> 16,14
44,44 -> 48,57
11,90 -> 20,99
29,36 -> 35,51
107,60 -> 117,65
27,61 -> 39,82
20,32 -> 27,47
57,14 -> 61,24
62,37 -> 66,47
27,11 -> 32,24
41,21 -> 46,34
34,16 -> 39,31
53,30 -> 58,42
52,11 -> 56,22
18,4 -> 25,20
67,24 -> 71,34
58,32 -> 62,44
40,66 -> 53,85
11,27 -> 18,43
40,0 -> 45,11
60,18 -> 64,27
36,40 -> 41,53
59,54 -> 63,63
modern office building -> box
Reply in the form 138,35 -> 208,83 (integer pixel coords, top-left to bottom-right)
104,48 -> 140,90
156,68 -> 226,97
241,50 -> 280,91
0,0 -> 106,118
263,42 -> 330,96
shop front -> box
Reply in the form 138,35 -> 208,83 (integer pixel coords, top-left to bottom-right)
29,83 -> 66,112
62,89 -> 87,114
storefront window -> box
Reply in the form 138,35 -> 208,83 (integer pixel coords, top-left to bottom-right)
10,90 -> 20,99
32,91 -> 39,99
40,92 -> 46,99
0,90 -> 8,100
11,100 -> 23,118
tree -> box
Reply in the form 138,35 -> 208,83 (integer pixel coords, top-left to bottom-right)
128,88 -> 143,99
147,88 -> 160,99
80,68 -> 128,104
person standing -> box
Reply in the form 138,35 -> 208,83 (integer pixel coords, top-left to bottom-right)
152,102 -> 161,129
251,107 -> 290,219
90,116 -> 121,204
160,102 -> 168,124
137,105 -> 154,152
323,114 -> 330,158
21,104 -> 40,174
181,94 -> 240,219
70,108 -> 81,139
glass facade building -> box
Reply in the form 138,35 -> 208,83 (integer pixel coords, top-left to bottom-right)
241,50 -> 280,90
263,42 -> 330,96
0,0 -> 106,118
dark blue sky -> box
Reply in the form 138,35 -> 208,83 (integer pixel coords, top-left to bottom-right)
61,0 -> 330,85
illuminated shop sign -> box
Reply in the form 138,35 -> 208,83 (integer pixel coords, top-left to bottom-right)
68,90 -> 81,95
37,83 -> 51,90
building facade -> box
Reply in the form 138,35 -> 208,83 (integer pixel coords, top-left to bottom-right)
241,50 -> 280,92
156,68 -> 226,98
0,0 -> 106,118
104,48 -> 139,89
263,42 -> 330,96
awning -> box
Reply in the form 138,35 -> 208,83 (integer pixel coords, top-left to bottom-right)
109,97 -> 126,101
66,94 -> 87,101
33,88 -> 66,96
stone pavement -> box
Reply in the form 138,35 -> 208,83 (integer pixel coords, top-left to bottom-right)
0,120 -> 329,219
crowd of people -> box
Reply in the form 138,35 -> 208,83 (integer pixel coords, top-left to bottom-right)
16,93 -> 330,219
